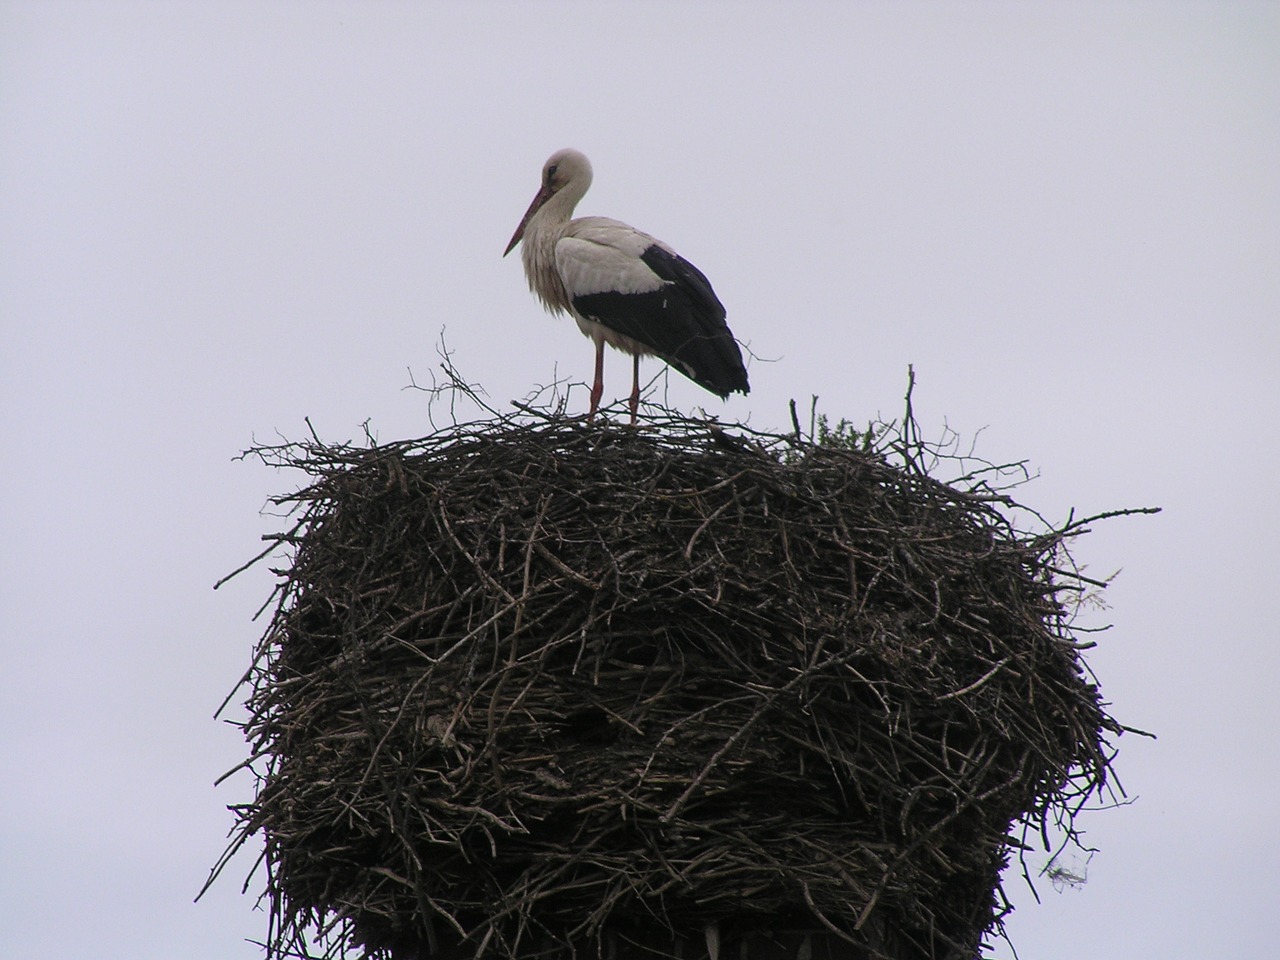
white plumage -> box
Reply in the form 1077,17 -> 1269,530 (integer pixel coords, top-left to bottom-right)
504,148 -> 749,423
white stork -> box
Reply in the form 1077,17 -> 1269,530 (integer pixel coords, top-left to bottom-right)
503,148 -> 749,423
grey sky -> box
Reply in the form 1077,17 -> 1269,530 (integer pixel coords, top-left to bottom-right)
2,2 -> 1277,957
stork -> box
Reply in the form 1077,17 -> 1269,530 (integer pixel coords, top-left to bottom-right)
503,148 -> 749,424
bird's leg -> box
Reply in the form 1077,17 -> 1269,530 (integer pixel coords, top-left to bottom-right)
629,354 -> 641,425
588,337 -> 605,422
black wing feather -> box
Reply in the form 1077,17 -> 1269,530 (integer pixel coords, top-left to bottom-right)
572,245 -> 749,398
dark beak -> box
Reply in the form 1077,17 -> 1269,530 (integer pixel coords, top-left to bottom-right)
503,184 -> 553,257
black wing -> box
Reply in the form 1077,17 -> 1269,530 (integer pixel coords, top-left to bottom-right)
572,244 -> 749,398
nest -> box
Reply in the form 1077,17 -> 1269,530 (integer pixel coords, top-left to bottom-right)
211,402 -> 1142,960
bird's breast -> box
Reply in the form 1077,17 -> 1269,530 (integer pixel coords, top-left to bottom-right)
520,222 -> 573,315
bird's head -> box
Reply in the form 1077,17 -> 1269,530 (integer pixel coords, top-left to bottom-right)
503,148 -> 594,256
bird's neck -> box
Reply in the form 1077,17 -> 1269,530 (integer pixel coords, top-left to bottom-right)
532,183 -> 583,231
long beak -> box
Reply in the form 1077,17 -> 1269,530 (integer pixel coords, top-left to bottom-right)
503,184 -> 553,257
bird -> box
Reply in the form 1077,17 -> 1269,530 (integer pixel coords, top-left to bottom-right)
503,148 -> 749,424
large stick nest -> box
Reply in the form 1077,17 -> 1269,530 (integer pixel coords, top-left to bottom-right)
212,402 -> 1141,960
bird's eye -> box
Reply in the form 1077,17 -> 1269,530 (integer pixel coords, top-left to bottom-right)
547,164 -> 558,182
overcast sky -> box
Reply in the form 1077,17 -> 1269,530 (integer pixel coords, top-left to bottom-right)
2,2 -> 1278,958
